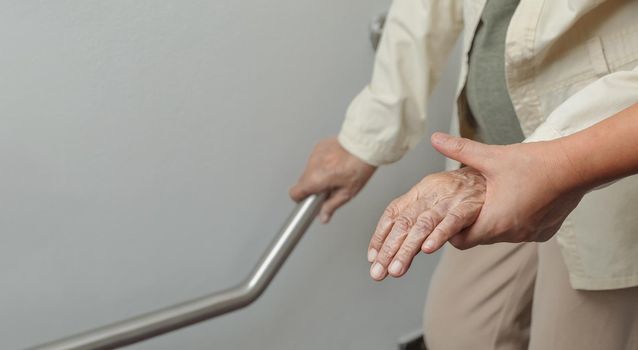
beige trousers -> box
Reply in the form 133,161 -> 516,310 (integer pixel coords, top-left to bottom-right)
423,238 -> 638,350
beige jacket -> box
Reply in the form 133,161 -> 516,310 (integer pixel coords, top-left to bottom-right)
339,0 -> 638,290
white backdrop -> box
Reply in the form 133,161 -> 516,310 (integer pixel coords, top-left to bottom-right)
0,1 -> 460,349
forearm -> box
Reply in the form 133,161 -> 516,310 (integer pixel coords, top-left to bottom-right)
555,102 -> 638,191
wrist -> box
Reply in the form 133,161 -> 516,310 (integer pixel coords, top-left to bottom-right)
522,140 -> 588,195
550,138 -> 593,193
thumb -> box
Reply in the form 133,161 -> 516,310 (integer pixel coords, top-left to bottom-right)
431,132 -> 492,170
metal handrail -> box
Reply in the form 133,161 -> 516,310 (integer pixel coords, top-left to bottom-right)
25,193 -> 326,350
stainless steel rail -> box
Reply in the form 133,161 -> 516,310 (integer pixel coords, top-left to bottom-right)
26,193 -> 326,350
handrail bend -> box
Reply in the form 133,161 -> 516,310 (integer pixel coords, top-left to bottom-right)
25,193 -> 326,350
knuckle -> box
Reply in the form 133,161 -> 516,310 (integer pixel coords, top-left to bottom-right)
383,205 -> 400,220
370,233 -> 385,246
380,241 -> 394,255
447,210 -> 465,223
415,214 -> 436,233
400,240 -> 419,255
289,185 -> 306,201
393,216 -> 415,233
379,244 -> 396,261
452,138 -> 467,153
308,172 -> 326,185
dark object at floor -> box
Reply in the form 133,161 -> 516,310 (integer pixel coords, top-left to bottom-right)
398,334 -> 426,350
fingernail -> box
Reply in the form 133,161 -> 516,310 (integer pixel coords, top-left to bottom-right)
432,133 -> 449,145
367,249 -> 378,262
388,260 -> 403,275
370,263 -> 384,280
320,213 -> 329,224
423,239 -> 435,251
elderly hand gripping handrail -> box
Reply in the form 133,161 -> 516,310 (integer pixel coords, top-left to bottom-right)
25,193 -> 327,350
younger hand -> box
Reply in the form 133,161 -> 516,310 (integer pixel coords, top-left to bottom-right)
430,132 -> 586,249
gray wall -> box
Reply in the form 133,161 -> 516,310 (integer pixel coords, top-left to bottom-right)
0,1 -> 460,349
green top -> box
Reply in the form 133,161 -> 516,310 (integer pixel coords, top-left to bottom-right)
465,0 -> 524,145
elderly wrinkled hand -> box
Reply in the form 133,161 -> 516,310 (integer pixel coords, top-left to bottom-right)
367,166 -> 486,281
290,137 -> 376,223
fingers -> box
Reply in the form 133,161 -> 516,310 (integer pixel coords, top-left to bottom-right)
367,199 -> 402,264
369,201 -> 478,280
370,204 -> 425,281
387,208 -> 445,277
289,172 -> 325,202
431,132 -> 493,170
367,165 -> 487,281
421,201 -> 482,254
318,189 -> 352,223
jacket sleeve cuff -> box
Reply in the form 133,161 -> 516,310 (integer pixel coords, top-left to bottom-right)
337,127 -> 407,167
